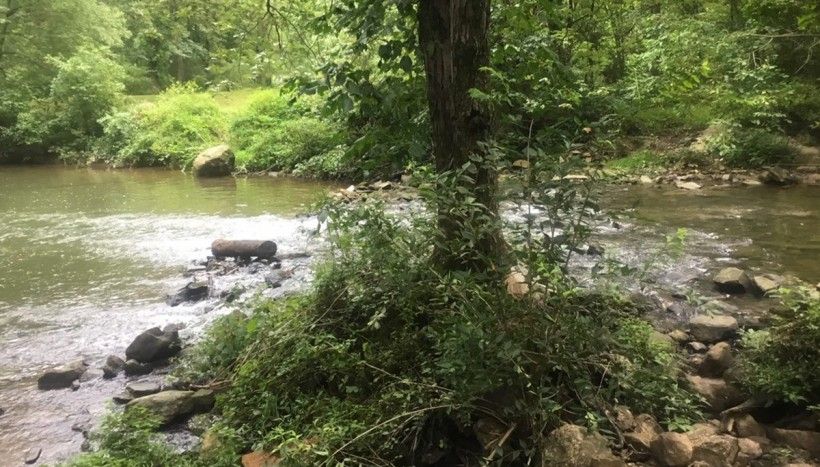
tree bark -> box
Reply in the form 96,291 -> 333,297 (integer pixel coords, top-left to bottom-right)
417,0 -> 504,273
211,239 -> 278,259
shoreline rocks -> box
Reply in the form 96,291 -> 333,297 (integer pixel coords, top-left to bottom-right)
37,360 -> 88,390
689,314 -> 738,343
192,145 -> 234,177
125,327 -> 181,363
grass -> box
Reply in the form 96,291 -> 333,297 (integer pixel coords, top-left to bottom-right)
604,149 -> 666,173
127,88 -> 262,118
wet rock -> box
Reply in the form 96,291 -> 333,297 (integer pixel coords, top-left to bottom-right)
650,432 -> 693,466
542,424 -> 624,466
193,144 -> 234,177
79,368 -> 103,382
752,274 -> 782,295
80,440 -> 91,452
624,414 -> 662,459
733,414 -> 766,438
686,375 -> 745,412
126,381 -> 161,397
767,427 -> 820,458
125,327 -> 181,363
24,447 -> 41,464
760,167 -> 797,186
264,272 -> 282,288
102,355 -> 125,378
692,434 -> 738,467
37,359 -> 88,390
698,342 -> 733,377
113,391 -> 134,404
123,359 -> 152,376
166,281 -> 209,307
126,390 -> 196,425
689,314 -> 738,343
71,380 -> 80,391
190,389 -> 215,412
241,451 -> 281,467
713,267 -> 753,294
704,300 -> 739,315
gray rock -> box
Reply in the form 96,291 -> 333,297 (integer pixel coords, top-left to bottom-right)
767,427 -> 820,458
624,414 -> 662,459
760,167 -> 797,186
166,281 -> 209,307
713,267 -> 753,294
37,360 -> 88,390
190,389 -> 215,412
123,359 -> 152,376
126,381 -> 161,397
687,341 -> 708,353
192,144 -> 234,177
542,424 -> 625,466
699,342 -> 734,377
113,391 -> 134,404
651,432 -> 693,466
24,447 -> 41,464
79,368 -> 103,382
125,327 -> 181,363
71,421 -> 92,436
752,274 -> 782,295
126,390 -> 196,425
71,380 -> 80,391
102,355 -> 125,379
733,415 -> 765,438
689,314 -> 738,343
667,330 -> 689,343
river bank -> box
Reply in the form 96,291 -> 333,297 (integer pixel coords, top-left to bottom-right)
1,166 -> 818,464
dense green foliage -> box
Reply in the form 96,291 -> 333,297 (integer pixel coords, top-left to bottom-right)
736,287 -> 820,405
2,0 -> 817,174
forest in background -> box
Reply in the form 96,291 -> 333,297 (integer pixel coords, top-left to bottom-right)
0,0 -> 818,178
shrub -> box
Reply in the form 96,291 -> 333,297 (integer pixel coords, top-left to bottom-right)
177,194 -> 700,465
703,122 -> 796,168
736,287 -> 820,405
230,90 -> 343,175
96,84 -> 226,167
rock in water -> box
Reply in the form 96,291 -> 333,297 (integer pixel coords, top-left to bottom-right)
37,360 -> 88,390
752,274 -> 782,295
102,354 -> 125,378
123,359 -> 152,376
689,314 -> 738,343
24,447 -> 41,464
713,267 -> 753,294
126,381 -> 161,397
125,327 -> 181,363
166,281 -> 209,307
192,144 -> 234,177
760,167 -> 796,186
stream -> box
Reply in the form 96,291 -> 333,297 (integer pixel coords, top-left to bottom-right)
0,166 -> 817,464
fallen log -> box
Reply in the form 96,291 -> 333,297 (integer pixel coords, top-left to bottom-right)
211,239 -> 277,260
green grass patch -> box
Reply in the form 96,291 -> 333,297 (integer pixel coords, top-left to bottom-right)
605,149 -> 666,173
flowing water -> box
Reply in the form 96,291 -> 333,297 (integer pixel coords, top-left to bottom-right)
0,166 -> 817,464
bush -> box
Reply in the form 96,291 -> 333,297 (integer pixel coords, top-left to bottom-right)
229,90 -> 343,175
96,83 -> 226,167
736,287 -> 820,405
175,193 -> 700,464
12,48 -> 125,157
703,122 -> 796,168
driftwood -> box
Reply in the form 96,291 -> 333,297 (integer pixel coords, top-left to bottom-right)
211,239 -> 277,260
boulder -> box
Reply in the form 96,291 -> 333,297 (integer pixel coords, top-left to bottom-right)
192,144 -> 234,177
37,360 -> 88,390
752,274 -> 782,295
542,424 -> 625,466
760,167 -> 797,186
686,421 -> 720,445
650,432 -> 693,466
126,381 -> 161,397
190,389 -> 215,412
623,414 -> 662,459
733,415 -> 765,438
689,314 -> 738,343
166,281 -> 209,307
113,391 -> 134,404
736,438 -> 763,465
241,451 -> 281,467
687,341 -> 707,353
126,390 -> 195,425
675,181 -> 701,190
713,267 -> 753,294
125,327 -> 181,363
699,342 -> 734,377
123,359 -> 152,376
686,375 -> 745,412
667,330 -> 689,343
767,427 -> 820,458
613,406 -> 635,431
691,434 -> 738,467
102,355 -> 125,379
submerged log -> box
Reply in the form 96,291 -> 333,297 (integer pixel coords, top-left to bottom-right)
211,239 -> 277,260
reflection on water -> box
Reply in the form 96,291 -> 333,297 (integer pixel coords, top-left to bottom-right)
0,165 -> 336,463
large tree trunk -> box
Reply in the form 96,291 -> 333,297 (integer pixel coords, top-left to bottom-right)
417,0 -> 504,273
